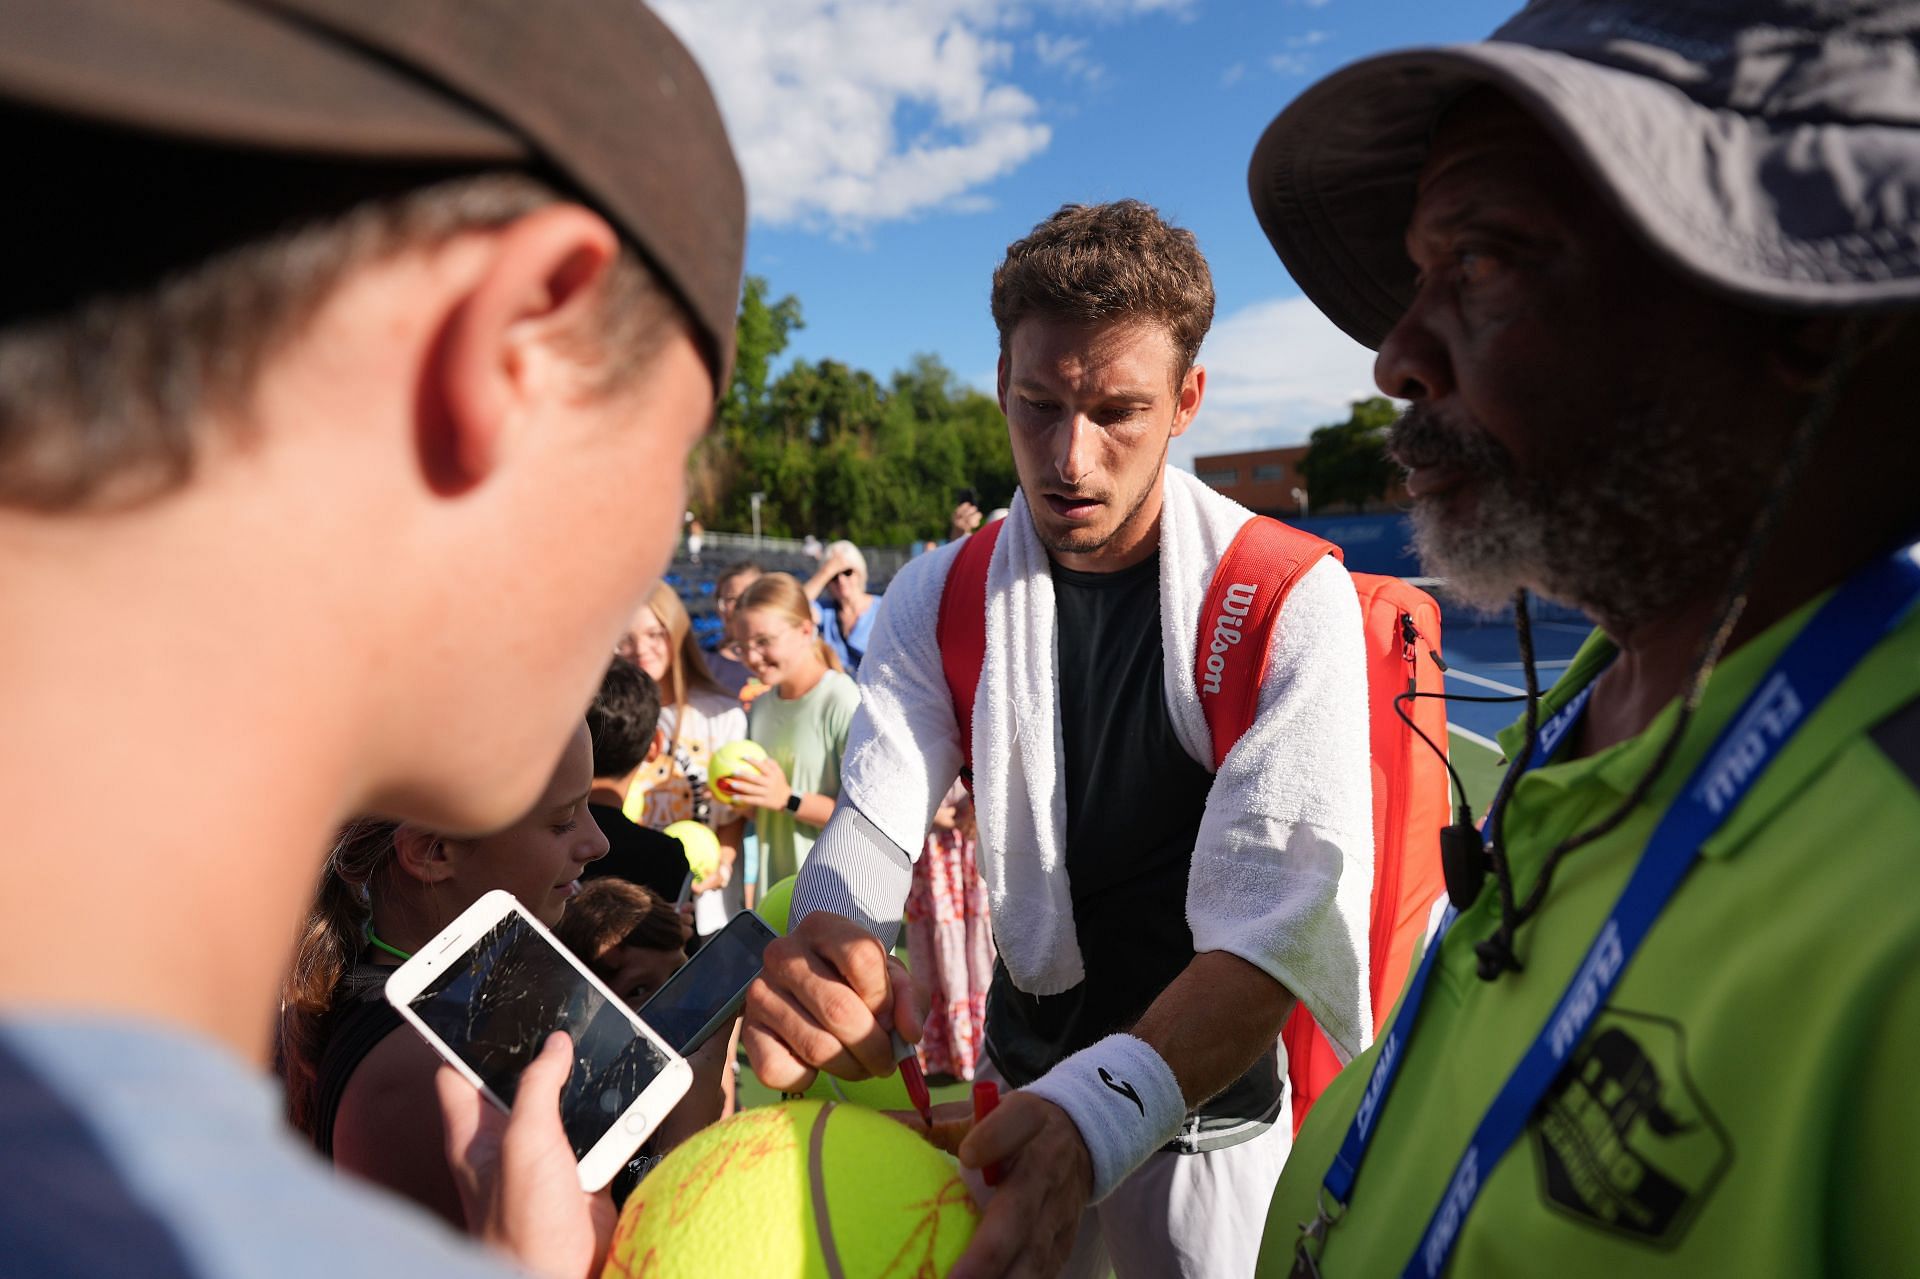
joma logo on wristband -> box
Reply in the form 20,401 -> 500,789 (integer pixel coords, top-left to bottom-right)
1099,1067 -> 1145,1115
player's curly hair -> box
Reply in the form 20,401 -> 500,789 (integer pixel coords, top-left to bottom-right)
990,199 -> 1215,387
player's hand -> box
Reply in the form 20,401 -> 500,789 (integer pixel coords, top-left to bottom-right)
742,910 -> 920,1089
437,1031 -> 616,1279
716,755 -> 789,813
950,1093 -> 1092,1279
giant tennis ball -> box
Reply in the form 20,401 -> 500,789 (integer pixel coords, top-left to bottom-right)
602,1099 -> 978,1279
756,874 -> 799,934
707,739 -> 770,808
662,820 -> 721,882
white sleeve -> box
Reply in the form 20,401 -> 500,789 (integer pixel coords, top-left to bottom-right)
1187,555 -> 1374,1062
789,805 -> 916,947
834,545 -> 968,856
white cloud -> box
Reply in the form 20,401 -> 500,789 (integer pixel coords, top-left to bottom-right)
1220,61 -> 1248,88
1034,32 -> 1089,63
654,1 -> 1178,231
1034,32 -> 1103,83
1173,295 -> 1384,468
1268,31 -> 1334,76
1051,0 -> 1196,15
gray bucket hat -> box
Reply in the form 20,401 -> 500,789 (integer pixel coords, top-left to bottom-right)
1248,0 -> 1920,351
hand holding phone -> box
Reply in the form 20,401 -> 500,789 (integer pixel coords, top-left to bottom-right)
386,890 -> 693,1191
435,1032 -> 617,1279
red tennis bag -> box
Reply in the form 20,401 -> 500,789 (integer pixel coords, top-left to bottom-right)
936,515 -> 1449,1131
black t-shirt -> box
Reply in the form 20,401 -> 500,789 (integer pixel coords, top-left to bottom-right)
312,961 -> 402,1158
983,552 -> 1283,1142
584,803 -> 691,901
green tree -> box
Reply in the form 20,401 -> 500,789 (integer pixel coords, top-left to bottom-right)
1299,396 -> 1401,512
691,276 -> 802,515
720,276 -> 804,436
693,285 -> 1021,545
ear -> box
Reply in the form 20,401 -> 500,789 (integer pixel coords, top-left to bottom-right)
391,824 -> 457,886
1170,363 -> 1205,439
995,353 -> 1011,416
645,727 -> 667,764
417,204 -> 623,495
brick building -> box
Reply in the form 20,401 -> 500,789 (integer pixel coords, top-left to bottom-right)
1191,446 -> 1311,515
1192,444 -> 1409,515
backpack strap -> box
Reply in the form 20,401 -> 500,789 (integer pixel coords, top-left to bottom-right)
1195,516 -> 1339,769
936,519 -> 1004,779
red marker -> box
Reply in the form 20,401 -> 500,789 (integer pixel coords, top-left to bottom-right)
972,1080 -> 1003,1186
894,1032 -> 933,1129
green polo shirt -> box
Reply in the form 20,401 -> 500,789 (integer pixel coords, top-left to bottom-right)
1259,595 -> 1920,1277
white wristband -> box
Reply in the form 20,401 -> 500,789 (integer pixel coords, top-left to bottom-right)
1023,1033 -> 1186,1202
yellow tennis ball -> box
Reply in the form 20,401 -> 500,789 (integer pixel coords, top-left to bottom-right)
756,874 -> 799,934
662,820 -> 721,881
603,1100 -> 978,1279
707,739 -> 770,809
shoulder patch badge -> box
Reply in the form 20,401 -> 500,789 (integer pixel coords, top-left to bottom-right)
1530,1008 -> 1731,1246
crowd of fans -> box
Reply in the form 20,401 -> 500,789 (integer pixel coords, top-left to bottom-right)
9,3 -> 1916,1278
278,537 -> 1000,1224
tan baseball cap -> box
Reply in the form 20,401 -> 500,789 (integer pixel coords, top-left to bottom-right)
0,0 -> 746,385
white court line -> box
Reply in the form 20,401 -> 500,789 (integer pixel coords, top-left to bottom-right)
1445,668 -> 1527,696
1448,724 -> 1503,753
1482,660 -> 1573,670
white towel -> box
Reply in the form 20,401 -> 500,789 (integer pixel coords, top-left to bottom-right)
840,468 -> 1373,1058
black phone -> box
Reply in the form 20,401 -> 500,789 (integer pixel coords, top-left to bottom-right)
636,909 -> 777,1053
957,486 -> 979,509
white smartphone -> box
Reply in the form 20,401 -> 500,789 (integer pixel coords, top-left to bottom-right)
637,908 -> 777,1054
383,889 -> 693,1191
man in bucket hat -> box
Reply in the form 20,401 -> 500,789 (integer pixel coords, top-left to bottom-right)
0,3 -> 742,1276
1250,1 -> 1920,1275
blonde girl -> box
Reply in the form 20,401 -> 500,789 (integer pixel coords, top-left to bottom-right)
721,573 -> 860,886
617,580 -> 747,932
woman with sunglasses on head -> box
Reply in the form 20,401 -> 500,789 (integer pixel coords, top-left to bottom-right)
801,539 -> 877,675
721,573 -> 861,886
617,581 -> 748,934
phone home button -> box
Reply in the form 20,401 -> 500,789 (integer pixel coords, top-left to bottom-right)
622,1110 -> 650,1134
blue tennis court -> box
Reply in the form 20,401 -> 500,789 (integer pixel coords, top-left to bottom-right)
1437,612 -> 1594,749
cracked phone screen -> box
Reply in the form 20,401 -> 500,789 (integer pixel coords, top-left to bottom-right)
410,913 -> 671,1159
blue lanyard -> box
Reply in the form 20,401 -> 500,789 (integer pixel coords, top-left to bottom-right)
1308,541 -> 1920,1278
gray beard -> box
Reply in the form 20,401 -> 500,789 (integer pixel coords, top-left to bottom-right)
1389,398 -> 1766,634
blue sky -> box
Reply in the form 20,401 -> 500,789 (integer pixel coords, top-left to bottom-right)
657,0 -> 1519,467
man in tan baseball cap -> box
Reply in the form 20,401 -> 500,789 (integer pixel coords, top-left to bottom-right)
1249,1 -> 1920,1275
0,3 -> 742,1276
